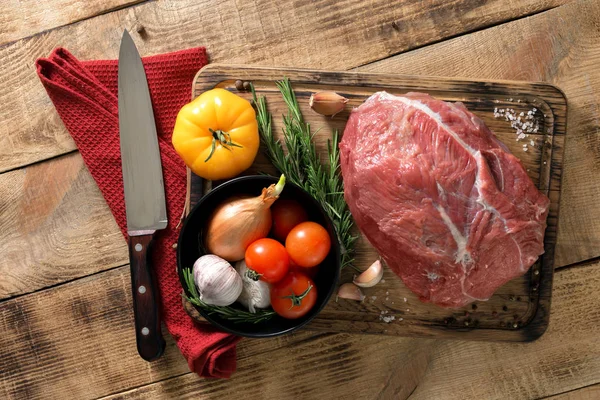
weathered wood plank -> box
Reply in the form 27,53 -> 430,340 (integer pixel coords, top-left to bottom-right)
354,0 -> 600,267
0,152 -> 127,299
546,384 -> 600,400
0,0 -> 568,172
0,265 -> 327,400
0,0 -> 145,46
78,262 -> 600,400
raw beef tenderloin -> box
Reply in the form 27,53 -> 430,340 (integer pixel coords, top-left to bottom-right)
340,92 -> 549,308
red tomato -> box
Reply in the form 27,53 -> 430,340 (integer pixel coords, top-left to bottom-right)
289,259 -> 319,279
270,272 -> 317,319
285,221 -> 331,268
245,238 -> 289,283
271,199 -> 309,241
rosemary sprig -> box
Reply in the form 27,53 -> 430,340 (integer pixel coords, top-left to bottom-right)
252,79 -> 358,270
182,267 -> 276,324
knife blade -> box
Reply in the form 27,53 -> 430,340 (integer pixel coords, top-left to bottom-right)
118,30 -> 166,361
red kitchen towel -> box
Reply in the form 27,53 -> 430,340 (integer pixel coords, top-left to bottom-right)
35,47 -> 241,378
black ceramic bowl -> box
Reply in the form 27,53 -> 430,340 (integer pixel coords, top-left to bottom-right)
177,175 -> 341,338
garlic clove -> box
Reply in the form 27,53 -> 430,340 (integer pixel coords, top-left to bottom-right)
309,91 -> 349,116
337,283 -> 365,302
353,259 -> 383,288
235,260 -> 271,313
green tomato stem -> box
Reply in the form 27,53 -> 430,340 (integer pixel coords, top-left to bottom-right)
282,284 -> 313,309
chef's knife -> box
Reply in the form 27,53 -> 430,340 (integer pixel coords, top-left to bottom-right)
118,30 -> 167,361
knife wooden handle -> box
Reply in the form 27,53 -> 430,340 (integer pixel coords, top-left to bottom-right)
128,234 -> 165,361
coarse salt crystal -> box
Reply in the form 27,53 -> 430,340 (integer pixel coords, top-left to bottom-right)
403,297 -> 407,302
530,140 -> 535,146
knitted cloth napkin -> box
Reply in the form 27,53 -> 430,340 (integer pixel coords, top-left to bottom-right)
36,47 -> 241,378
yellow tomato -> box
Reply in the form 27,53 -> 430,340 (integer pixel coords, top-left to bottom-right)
172,88 -> 259,180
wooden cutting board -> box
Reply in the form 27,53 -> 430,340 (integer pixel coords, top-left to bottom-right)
183,64 -> 566,342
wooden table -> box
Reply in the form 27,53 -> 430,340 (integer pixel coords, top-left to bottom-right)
1,1 -> 599,399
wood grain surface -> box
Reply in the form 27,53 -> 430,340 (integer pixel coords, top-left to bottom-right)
0,260 -> 585,400
187,65 -> 567,341
1,0 -> 599,399
0,0 -> 568,173
354,0 -> 600,268
0,0 -> 145,45
548,385 -> 600,400
0,152 -> 127,300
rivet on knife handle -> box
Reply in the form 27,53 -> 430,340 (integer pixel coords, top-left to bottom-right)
128,234 -> 165,361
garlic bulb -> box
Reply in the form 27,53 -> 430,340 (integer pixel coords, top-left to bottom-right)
193,255 -> 243,306
353,259 -> 384,288
234,260 -> 271,313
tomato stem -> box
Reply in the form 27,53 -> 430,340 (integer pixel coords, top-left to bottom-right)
245,268 -> 262,282
282,284 -> 313,309
205,128 -> 244,162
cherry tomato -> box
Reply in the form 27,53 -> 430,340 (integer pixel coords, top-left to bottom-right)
285,221 -> 331,268
271,199 -> 309,241
270,272 -> 317,319
245,238 -> 289,283
289,259 -> 319,279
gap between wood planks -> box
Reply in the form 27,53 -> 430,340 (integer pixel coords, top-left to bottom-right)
538,382 -> 600,400
0,149 -> 78,176
352,2 -> 566,71
554,255 -> 600,272
0,261 -> 127,305
0,0 -> 151,51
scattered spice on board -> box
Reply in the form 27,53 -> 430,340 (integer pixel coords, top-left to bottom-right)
493,106 -> 540,151
379,310 -> 396,323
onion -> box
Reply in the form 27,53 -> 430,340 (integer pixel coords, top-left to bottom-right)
205,175 -> 285,261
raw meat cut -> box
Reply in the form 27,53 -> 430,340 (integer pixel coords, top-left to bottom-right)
340,92 -> 550,308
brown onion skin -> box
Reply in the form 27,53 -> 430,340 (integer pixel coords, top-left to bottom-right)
205,192 -> 277,261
